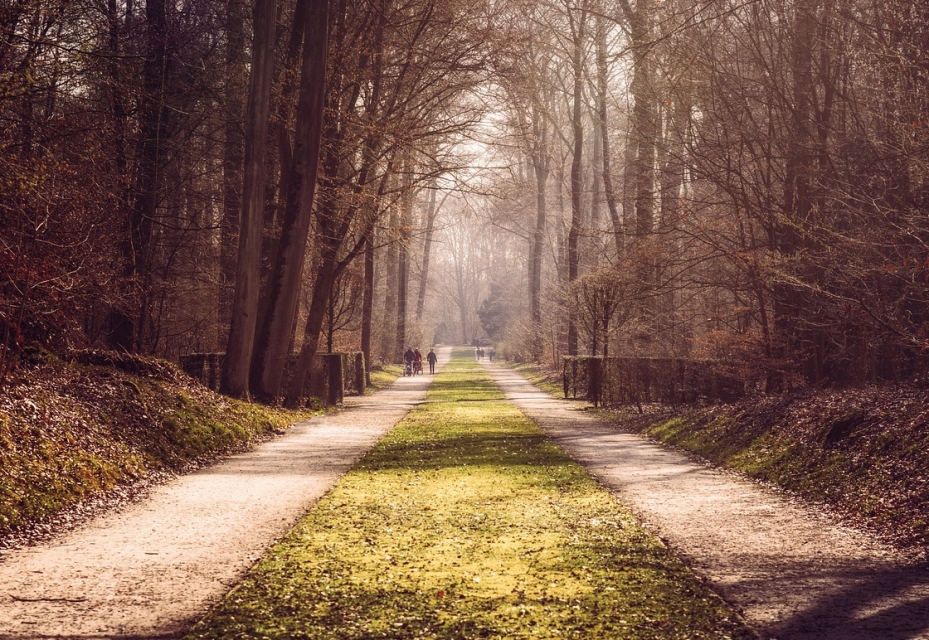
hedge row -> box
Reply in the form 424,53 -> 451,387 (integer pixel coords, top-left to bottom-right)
563,356 -> 745,406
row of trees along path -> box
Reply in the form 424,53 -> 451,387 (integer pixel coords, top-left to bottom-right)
2,349 -> 928,639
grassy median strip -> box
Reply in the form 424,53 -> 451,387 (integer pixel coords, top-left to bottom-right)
187,349 -> 754,639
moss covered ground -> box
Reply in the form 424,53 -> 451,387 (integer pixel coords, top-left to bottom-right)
0,353 -> 318,539
607,389 -> 929,550
187,349 -> 754,639
506,359 -> 929,552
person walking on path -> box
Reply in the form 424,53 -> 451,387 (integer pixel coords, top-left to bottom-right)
413,348 -> 423,375
427,348 -> 438,374
403,346 -> 415,376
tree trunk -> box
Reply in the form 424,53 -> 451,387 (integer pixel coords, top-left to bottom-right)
415,183 -> 440,321
127,0 -> 171,352
619,0 -> 657,346
395,161 -> 413,358
529,103 -> 548,334
361,229 -> 374,385
567,5 -> 586,356
220,0 -> 276,397
250,0 -> 330,401
219,0 -> 246,349
382,204 -> 398,358
595,14 -> 622,258
103,0 -> 132,352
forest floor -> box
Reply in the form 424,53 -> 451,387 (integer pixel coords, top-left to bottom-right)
0,349 -> 927,639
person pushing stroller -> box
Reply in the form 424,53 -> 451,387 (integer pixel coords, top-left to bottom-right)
403,346 -> 415,376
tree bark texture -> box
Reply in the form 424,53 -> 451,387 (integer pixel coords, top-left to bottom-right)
219,0 -> 246,349
220,0 -> 277,397
567,5 -> 586,356
250,0 -> 330,401
596,15 -> 622,259
415,184 -> 440,321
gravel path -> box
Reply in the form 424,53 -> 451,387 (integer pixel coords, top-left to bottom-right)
483,362 -> 929,640
0,349 -> 449,640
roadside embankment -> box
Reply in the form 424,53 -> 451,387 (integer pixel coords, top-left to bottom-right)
512,362 -> 929,552
0,351 -> 317,549
606,387 -> 929,552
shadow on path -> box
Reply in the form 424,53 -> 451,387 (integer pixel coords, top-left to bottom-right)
482,361 -> 929,640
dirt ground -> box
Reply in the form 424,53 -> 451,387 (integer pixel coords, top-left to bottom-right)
483,362 -> 929,640
0,350 -> 449,640
3,350 -> 928,639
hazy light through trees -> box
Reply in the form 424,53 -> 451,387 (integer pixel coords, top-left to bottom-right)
2,0 -> 928,395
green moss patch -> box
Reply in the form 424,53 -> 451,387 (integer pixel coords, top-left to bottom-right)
369,364 -> 404,391
0,356 -> 317,535
188,349 -> 753,639
608,388 -> 929,550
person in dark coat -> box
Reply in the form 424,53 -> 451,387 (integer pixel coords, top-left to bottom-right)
426,348 -> 438,374
404,347 -> 415,376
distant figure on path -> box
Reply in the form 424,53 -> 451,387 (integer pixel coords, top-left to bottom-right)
404,347 -> 415,376
427,348 -> 438,374
413,348 -> 423,375
488,348 -> 495,362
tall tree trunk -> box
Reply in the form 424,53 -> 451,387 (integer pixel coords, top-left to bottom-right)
415,183 -> 440,321
619,0 -> 657,345
219,0 -> 246,349
382,205 -> 398,358
361,229 -> 374,385
250,0 -> 330,400
395,161 -> 413,359
103,0 -> 133,351
456,256 -> 469,344
658,95 -> 685,354
567,5 -> 586,356
219,0 -> 277,397
284,3 -> 386,406
777,0 -> 821,381
126,0 -> 170,352
596,15 -> 622,258
529,103 -> 548,343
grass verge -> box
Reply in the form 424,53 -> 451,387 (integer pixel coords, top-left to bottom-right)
507,361 -> 563,399
0,352 -> 318,538
369,364 -> 403,391
606,389 -> 929,550
187,348 -> 754,639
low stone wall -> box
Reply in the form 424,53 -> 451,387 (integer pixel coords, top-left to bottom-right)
181,351 -> 366,405
563,356 -> 744,406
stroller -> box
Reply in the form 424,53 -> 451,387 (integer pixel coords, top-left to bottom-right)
404,361 -> 413,376
413,359 -> 423,375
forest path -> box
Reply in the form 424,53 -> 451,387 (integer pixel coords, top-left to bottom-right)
483,361 -> 929,640
0,348 -> 450,640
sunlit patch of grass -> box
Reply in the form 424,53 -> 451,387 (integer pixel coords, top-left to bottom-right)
188,348 -> 755,639
507,361 -> 564,398
369,365 -> 403,391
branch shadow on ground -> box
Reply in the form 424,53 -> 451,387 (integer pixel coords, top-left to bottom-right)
759,559 -> 929,640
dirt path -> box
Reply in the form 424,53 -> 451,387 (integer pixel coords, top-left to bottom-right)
483,362 -> 929,640
0,349 -> 449,640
